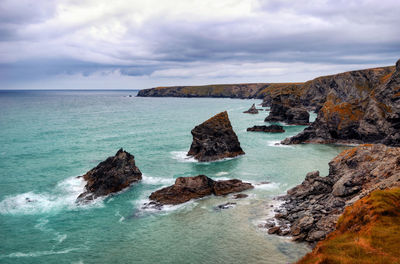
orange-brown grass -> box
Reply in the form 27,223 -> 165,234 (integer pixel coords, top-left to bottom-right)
297,188 -> 400,264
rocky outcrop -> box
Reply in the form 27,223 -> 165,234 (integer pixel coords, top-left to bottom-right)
283,60 -> 399,145
187,111 -> 245,162
264,94 -> 310,125
247,125 -> 285,133
148,175 -> 253,205
297,187 -> 400,264
77,149 -> 142,201
243,103 -> 259,114
267,144 -> 400,244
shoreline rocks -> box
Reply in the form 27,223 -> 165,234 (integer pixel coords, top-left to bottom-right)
243,103 -> 259,114
148,175 -> 253,206
187,111 -> 245,162
77,148 -> 142,201
266,144 -> 400,245
264,94 -> 310,125
247,125 -> 285,133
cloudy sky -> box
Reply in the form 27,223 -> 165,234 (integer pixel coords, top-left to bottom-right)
1,0 -> 399,89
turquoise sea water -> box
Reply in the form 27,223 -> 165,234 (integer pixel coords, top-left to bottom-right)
0,90 -> 349,264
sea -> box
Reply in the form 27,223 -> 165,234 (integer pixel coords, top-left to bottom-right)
0,90 -> 348,264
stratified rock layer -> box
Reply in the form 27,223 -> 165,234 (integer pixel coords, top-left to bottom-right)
187,111 -> 245,162
243,103 -> 259,114
149,175 -> 253,205
247,125 -> 285,133
77,148 -> 142,201
284,59 -> 400,145
268,144 -> 400,244
264,94 -> 310,125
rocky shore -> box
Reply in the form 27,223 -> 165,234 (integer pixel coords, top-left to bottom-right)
77,148 -> 142,201
266,144 -> 400,245
147,175 -> 253,206
187,111 -> 245,162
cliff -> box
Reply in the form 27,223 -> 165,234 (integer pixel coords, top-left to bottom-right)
297,187 -> 400,264
283,61 -> 399,146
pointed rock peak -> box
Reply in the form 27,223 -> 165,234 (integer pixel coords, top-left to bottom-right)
396,58 -> 400,71
116,148 -> 125,155
202,111 -> 231,128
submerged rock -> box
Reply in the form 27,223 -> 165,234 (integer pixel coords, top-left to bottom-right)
243,103 -> 259,114
187,111 -> 245,162
77,148 -> 142,201
148,175 -> 253,206
247,125 -> 285,133
215,202 -> 237,210
268,144 -> 400,244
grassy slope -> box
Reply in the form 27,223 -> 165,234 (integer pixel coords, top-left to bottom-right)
297,188 -> 400,264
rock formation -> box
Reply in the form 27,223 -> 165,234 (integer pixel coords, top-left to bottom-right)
77,148 -> 142,201
297,187 -> 400,264
283,60 -> 400,145
187,111 -> 245,162
267,144 -> 400,244
148,175 -> 253,205
243,103 -> 259,114
264,94 -> 310,125
247,125 -> 285,133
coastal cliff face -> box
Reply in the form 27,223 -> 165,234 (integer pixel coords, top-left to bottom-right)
77,149 -> 142,201
297,187 -> 400,264
187,111 -> 245,162
283,61 -> 399,145
264,94 -> 310,125
268,144 -> 400,244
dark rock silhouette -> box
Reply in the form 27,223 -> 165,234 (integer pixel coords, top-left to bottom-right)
247,125 -> 285,133
243,103 -> 259,114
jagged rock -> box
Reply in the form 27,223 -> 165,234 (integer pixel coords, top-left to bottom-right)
268,144 -> 400,245
77,149 -> 142,201
215,202 -> 237,210
243,103 -> 259,114
148,175 -> 253,205
247,125 -> 285,133
283,59 -> 400,146
232,193 -> 248,199
187,111 -> 245,162
264,94 -> 310,125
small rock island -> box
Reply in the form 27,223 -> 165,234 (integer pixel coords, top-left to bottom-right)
247,125 -> 285,133
77,148 -> 142,201
187,111 -> 245,162
148,175 -> 253,205
243,103 -> 259,114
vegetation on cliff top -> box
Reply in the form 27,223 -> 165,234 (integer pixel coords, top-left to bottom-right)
297,187 -> 400,264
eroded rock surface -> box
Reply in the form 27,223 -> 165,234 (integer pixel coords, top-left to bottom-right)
77,148 -> 142,201
187,111 -> 245,162
148,175 -> 253,205
247,125 -> 285,133
267,144 -> 400,244
243,103 -> 259,114
264,94 -> 310,125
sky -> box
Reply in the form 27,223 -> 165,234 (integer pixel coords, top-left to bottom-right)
0,0 -> 399,90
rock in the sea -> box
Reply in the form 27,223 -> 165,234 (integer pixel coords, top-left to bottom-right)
77,148 -> 142,201
264,94 -> 310,125
187,111 -> 245,162
268,144 -> 400,244
149,175 -> 253,205
215,202 -> 237,210
232,193 -> 248,199
243,103 -> 259,114
247,125 -> 285,133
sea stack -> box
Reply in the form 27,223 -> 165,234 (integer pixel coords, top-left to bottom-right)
264,94 -> 310,125
243,103 -> 259,114
187,111 -> 245,162
77,148 -> 142,201
148,175 -> 253,205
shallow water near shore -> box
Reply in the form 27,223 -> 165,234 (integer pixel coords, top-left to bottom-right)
0,90 -> 349,264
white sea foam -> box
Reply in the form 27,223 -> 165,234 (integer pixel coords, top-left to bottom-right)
215,171 -> 229,176
253,181 -> 280,190
1,248 -> 79,258
170,151 -> 197,162
266,140 -> 293,148
142,175 -> 175,185
0,176 -> 104,215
